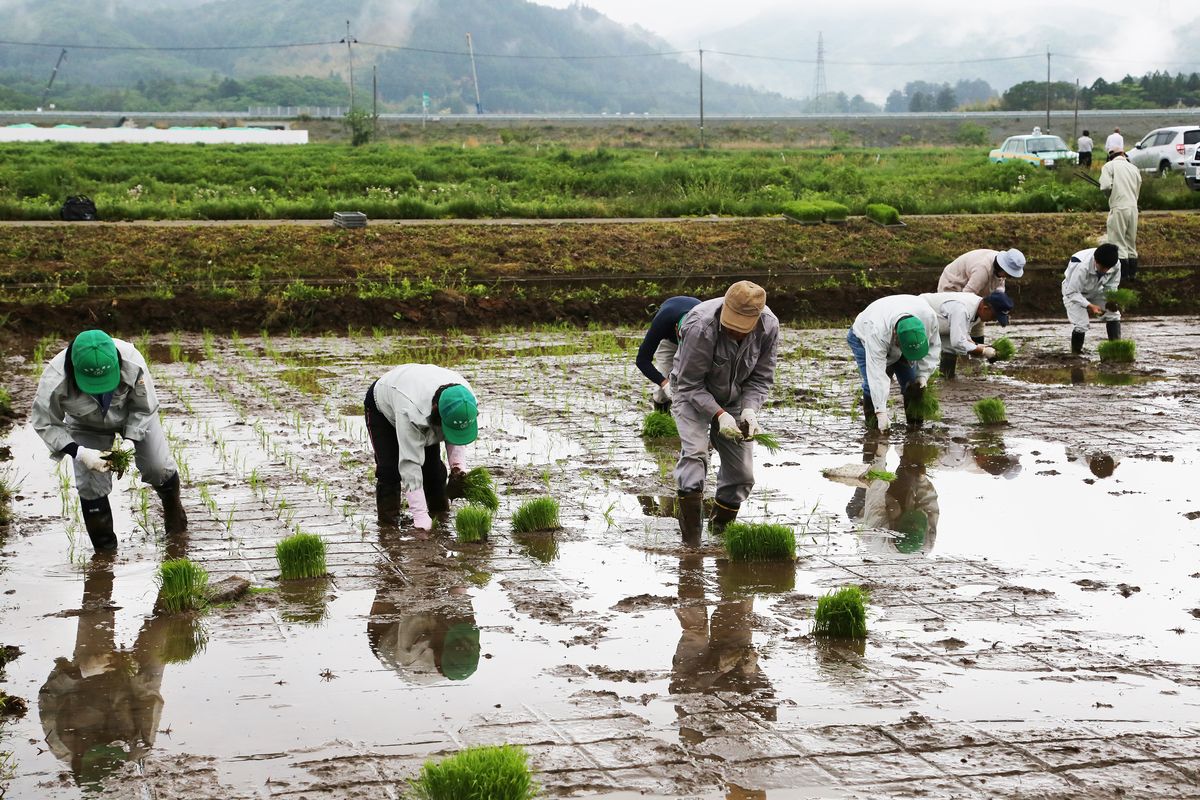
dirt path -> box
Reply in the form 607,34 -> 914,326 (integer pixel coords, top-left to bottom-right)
1,322 -> 1198,798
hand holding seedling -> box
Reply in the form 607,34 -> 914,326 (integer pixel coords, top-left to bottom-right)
1087,303 -> 1103,317
75,446 -> 110,473
716,411 -> 742,440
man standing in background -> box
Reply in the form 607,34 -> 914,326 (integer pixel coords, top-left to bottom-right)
1077,129 -> 1094,168
1100,147 -> 1142,282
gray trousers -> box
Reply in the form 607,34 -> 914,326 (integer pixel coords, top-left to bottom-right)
71,415 -> 178,500
672,401 -> 755,507
1106,208 -> 1138,259
651,340 -> 677,405
1065,297 -> 1120,334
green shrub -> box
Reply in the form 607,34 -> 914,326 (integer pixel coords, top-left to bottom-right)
865,203 -> 901,225
511,497 -> 561,533
275,532 -> 328,580
642,411 -> 678,438
1105,288 -> 1139,312
1098,339 -> 1136,362
781,200 -> 825,223
157,559 -> 210,614
409,744 -> 539,800
973,397 -> 1008,424
722,521 -> 796,561
455,505 -> 493,543
991,336 -> 1016,361
461,467 -> 500,512
281,280 -> 334,302
813,585 -> 869,638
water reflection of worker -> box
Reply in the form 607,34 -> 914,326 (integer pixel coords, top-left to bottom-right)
848,439 -> 939,555
38,555 -> 203,789
1066,448 -> 1119,479
636,296 -> 701,412
670,554 -> 774,740
367,535 -> 481,683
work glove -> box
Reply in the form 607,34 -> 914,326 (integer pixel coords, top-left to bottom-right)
75,446 -> 111,473
405,489 -> 433,532
979,346 -> 997,362
916,376 -> 928,389
660,381 -> 673,401
446,467 -> 467,499
739,408 -> 762,439
876,408 -> 891,433
716,411 -> 742,441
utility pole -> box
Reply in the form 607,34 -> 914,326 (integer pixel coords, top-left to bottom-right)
40,48 -> 67,111
1073,78 -> 1079,142
699,46 -> 705,149
341,21 -> 358,110
812,32 -> 827,114
1045,47 -> 1051,132
466,33 -> 483,114
373,65 -> 378,137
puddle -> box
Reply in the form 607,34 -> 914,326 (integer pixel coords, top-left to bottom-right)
3,321 -> 1200,799
1003,366 -> 1165,386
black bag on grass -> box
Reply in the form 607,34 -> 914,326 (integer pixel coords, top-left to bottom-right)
60,196 -> 98,221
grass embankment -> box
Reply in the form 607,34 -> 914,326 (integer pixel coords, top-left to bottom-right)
2,214 -> 1199,335
4,142 -> 1200,222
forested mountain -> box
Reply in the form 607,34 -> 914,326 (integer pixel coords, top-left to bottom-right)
0,0 -> 802,113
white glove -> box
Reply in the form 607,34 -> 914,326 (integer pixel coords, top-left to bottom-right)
75,446 -> 111,473
405,489 -> 433,531
876,408 -> 891,433
660,381 -> 673,401
917,377 -> 928,389
739,408 -> 762,438
716,411 -> 742,440
979,346 -> 997,360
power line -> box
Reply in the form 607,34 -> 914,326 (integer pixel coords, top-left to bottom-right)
707,49 -> 1045,66
0,38 -> 339,52
355,40 -> 689,60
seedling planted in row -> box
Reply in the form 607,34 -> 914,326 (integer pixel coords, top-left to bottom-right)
455,505 -> 493,543
512,497 -> 560,533
157,558 -> 210,614
276,532 -> 328,580
973,397 -> 1008,425
1098,339 -> 1136,363
813,585 -> 870,638
722,521 -> 796,562
409,744 -> 539,800
461,467 -> 500,511
641,411 -> 678,438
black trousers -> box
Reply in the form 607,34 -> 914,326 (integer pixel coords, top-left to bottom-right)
1078,151 -> 1092,168
364,381 -> 448,512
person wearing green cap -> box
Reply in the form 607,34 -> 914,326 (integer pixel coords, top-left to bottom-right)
364,363 -> 479,532
847,296 -> 941,432
32,330 -> 187,552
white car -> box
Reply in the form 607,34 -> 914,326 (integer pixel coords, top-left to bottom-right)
1185,147 -> 1200,191
1127,126 -> 1200,175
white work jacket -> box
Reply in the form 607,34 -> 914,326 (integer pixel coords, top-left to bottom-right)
1099,156 -> 1141,210
851,295 -> 941,415
372,364 -> 473,491
1062,248 -> 1121,309
920,292 -> 982,355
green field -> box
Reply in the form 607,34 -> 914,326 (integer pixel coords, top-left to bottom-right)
4,142 -> 1199,221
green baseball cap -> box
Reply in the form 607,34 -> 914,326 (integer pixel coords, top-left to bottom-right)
440,622 -> 481,680
895,316 -> 929,362
71,330 -> 120,395
438,385 -> 478,445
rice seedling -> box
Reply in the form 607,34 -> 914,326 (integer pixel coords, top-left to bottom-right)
991,336 -> 1017,361
812,585 -> 870,638
275,532 -> 328,580
409,744 -> 539,800
1098,339 -> 1136,363
973,397 -> 1008,425
0,469 -> 19,525
1104,288 -> 1139,312
905,376 -> 941,422
722,522 -> 796,562
511,497 -> 561,533
461,467 -> 500,512
641,411 -> 678,438
455,504 -> 493,543
0,387 -> 12,418
750,432 -> 781,453
865,203 -> 901,225
104,444 -> 135,479
865,469 -> 896,482
156,559 -> 210,614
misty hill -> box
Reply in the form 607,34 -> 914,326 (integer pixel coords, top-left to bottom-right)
0,0 -> 803,113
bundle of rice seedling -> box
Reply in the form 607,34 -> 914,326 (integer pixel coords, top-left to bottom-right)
973,397 -> 1008,424
275,532 -> 328,580
905,377 -> 941,422
511,497 -> 560,533
865,469 -> 897,482
750,432 -> 781,453
812,585 -> 870,638
157,558 -> 210,614
455,505 -> 493,543
1104,288 -> 1139,312
1098,339 -> 1136,363
722,521 -> 796,561
409,744 -> 539,800
991,337 -> 1017,361
641,411 -> 678,438
461,467 -> 500,512
104,445 -> 135,479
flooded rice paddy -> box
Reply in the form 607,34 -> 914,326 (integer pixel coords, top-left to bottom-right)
1,318 -> 1198,798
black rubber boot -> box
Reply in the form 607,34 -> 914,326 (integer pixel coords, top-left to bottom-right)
677,492 -> 704,547
709,499 -> 739,534
376,481 -> 402,528
939,352 -> 958,380
1123,258 -> 1138,283
155,472 -> 188,536
80,495 -> 117,553
1106,321 -> 1122,340
1071,330 -> 1086,355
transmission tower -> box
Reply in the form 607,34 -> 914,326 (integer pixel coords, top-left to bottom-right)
811,32 -> 827,113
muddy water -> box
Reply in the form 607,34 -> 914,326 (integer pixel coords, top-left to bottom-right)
2,319 -> 1199,799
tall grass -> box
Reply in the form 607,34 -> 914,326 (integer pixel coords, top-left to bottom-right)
157,559 -> 210,614
722,522 -> 796,561
455,505 -> 493,543
813,585 -> 870,638
511,497 -> 560,533
276,533 -> 328,580
409,744 -> 539,800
